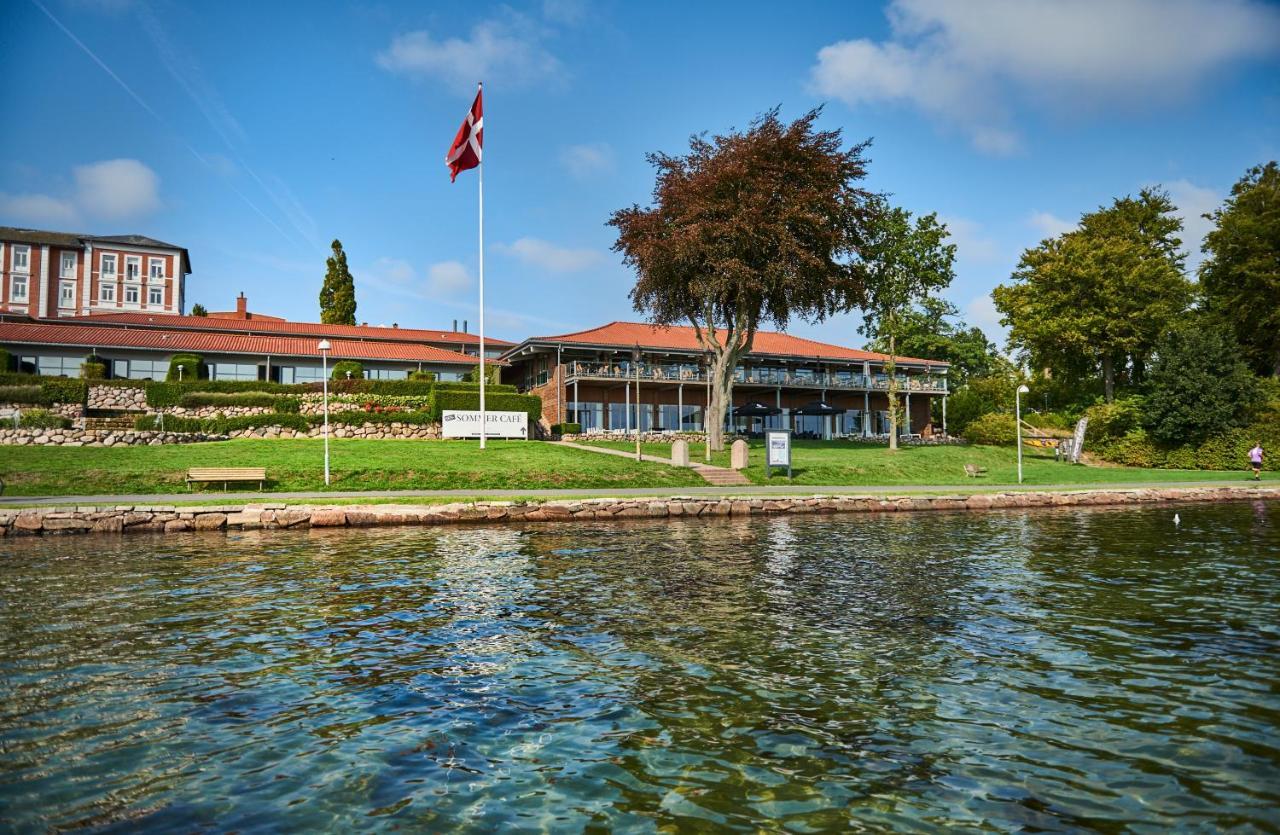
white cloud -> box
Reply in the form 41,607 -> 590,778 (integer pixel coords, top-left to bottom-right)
495,237 -> 606,272
0,158 -> 162,225
1164,179 -> 1222,264
369,257 -> 417,284
426,261 -> 473,297
809,0 -> 1280,153
964,294 -> 1007,343
939,215 -> 999,262
542,0 -> 587,25
376,13 -> 563,92
559,142 -> 615,180
1027,210 -> 1076,239
73,158 -> 161,219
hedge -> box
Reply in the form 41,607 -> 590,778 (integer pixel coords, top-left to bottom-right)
145,380 -> 309,407
0,375 -> 90,406
551,422 -> 581,435
178,392 -> 280,409
81,361 -> 107,380
134,410 -> 437,434
17,409 -> 72,430
0,385 -> 45,405
274,397 -> 302,414
961,412 -> 1018,446
167,353 -> 205,382
431,391 -> 542,423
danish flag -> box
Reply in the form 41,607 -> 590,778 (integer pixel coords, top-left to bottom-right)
446,86 -> 483,182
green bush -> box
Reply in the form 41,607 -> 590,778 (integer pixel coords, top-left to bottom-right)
274,396 -> 302,414
1092,401 -> 1280,471
328,410 -> 435,427
167,354 -> 204,382
1023,411 -> 1073,431
945,375 -> 1017,437
178,392 -> 279,409
39,378 -> 88,406
145,380 -> 309,407
409,370 -> 437,381
1142,325 -> 1260,446
18,408 -> 72,430
0,348 -> 10,373
431,391 -> 542,424
1083,396 -> 1145,445
551,422 -> 581,435
461,363 -> 503,385
331,360 -> 364,380
0,385 -> 45,405
962,412 -> 1018,446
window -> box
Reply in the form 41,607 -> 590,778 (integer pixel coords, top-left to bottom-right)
59,280 -> 75,308
124,285 -> 140,304
10,274 -> 28,302
278,366 -> 325,384
12,245 -> 30,272
60,251 -> 77,278
101,254 -> 117,276
568,401 -> 603,431
125,256 -> 141,281
148,258 -> 165,281
17,356 -> 37,374
148,286 -> 163,306
211,362 -> 260,381
113,359 -> 167,380
365,367 -> 409,380
36,356 -> 82,377
100,281 -> 115,302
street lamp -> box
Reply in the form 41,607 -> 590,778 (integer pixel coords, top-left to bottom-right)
318,339 -> 331,486
1016,384 -> 1030,484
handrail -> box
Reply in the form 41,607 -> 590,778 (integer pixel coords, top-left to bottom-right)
564,361 -> 947,392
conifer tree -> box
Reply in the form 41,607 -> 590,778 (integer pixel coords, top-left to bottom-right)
319,239 -> 357,325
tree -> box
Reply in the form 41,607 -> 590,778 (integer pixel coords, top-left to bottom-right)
993,189 -> 1193,401
190,303 -> 208,317
319,239 -> 357,325
610,108 -> 879,451
865,296 -> 1004,387
1143,322 -> 1260,446
1199,161 -> 1280,377
857,203 -> 956,449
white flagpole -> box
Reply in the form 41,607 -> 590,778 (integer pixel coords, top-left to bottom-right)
477,81 -> 486,450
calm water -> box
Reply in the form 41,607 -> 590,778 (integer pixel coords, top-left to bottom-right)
1,504 -> 1278,832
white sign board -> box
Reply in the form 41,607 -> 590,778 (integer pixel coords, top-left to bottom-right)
1071,417 -> 1088,463
765,428 -> 792,478
442,410 -> 528,439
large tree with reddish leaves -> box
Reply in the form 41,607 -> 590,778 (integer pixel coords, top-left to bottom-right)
609,108 -> 880,450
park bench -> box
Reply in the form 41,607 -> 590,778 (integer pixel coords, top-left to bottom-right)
964,464 -> 988,478
186,467 -> 267,491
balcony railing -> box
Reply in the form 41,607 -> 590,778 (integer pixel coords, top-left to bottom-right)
564,361 -> 947,393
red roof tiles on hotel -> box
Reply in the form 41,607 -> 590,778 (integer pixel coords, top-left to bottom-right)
0,321 -> 494,365
522,321 -> 947,366
65,312 -> 515,347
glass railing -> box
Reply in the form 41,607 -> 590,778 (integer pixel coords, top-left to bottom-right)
566,362 -> 947,392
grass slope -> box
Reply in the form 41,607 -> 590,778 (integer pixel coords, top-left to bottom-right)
581,439 -> 1274,486
0,439 -> 706,496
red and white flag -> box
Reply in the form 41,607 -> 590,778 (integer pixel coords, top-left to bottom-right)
446,87 -> 483,182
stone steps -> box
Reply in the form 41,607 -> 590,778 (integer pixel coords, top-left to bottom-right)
694,466 -> 751,486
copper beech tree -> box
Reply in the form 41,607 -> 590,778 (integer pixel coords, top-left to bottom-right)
609,109 -> 880,451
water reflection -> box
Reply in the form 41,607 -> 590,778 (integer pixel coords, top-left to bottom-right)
1,503 -> 1277,831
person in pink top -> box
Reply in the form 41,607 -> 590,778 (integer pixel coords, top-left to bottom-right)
1248,442 -> 1263,481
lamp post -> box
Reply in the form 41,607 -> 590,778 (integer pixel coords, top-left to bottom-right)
1016,384 -> 1030,484
319,340 -> 331,486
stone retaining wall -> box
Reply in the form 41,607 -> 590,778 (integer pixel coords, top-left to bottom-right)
0,427 -> 229,447
88,385 -> 147,412
3,485 -> 1275,537
0,403 -> 83,419
225,423 -> 439,440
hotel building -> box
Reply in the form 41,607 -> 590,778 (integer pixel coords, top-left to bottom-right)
502,322 -> 950,438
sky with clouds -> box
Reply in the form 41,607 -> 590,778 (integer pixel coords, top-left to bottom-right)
1,0 -> 1277,346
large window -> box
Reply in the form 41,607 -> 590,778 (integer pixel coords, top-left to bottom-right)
278,365 -> 325,384
101,253 -> 117,277
148,258 -> 165,281
125,256 -> 141,281
11,245 -> 29,272
10,274 -> 28,302
568,401 -> 603,431
658,404 -> 680,431
59,280 -> 75,308
100,281 -> 115,302
365,367 -> 409,380
36,355 -> 82,377
112,359 -> 167,380
148,286 -> 163,306
60,251 -> 76,278
211,362 -> 260,381
608,402 -> 630,431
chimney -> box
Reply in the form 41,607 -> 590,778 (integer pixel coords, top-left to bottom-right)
236,292 -> 247,316
463,319 -> 468,333
392,322 -> 399,329
453,319 -> 457,332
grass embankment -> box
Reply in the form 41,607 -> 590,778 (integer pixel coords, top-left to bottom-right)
581,439 -> 1275,486
0,439 -> 706,496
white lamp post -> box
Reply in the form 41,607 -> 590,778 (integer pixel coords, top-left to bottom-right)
318,339 -> 331,486
1016,384 -> 1030,484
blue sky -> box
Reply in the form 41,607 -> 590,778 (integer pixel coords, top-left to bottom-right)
1,0 -> 1277,347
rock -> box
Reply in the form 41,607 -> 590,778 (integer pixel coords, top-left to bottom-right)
193,513 -> 227,530
165,519 -> 193,532
731,439 -> 749,470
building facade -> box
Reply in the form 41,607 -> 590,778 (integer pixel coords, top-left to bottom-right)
0,227 -> 191,319
503,322 -> 950,437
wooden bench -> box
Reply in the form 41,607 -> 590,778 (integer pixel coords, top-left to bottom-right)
964,464 -> 988,478
186,467 -> 267,491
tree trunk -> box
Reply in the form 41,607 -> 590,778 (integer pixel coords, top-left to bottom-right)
1131,355 -> 1145,386
886,331 -> 899,451
705,350 -> 736,452
1102,355 -> 1115,403
1272,346 -> 1280,378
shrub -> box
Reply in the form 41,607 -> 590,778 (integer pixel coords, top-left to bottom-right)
551,422 -> 581,435
274,396 -> 302,414
1092,401 -> 1280,471
39,378 -> 89,406
962,412 -> 1018,446
17,408 -> 71,429
461,363 -> 502,385
331,360 -> 364,380
1142,325 -> 1261,446
0,385 -> 45,405
177,392 -> 278,409
145,380 -> 308,407
945,375 -> 1017,437
1083,396 -> 1145,445
431,391 -> 542,424
0,348 -> 10,373
409,370 -> 437,381
167,354 -> 204,382
1023,411 -> 1073,431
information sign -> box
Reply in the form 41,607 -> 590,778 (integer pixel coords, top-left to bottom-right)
441,410 -> 528,439
765,429 -> 792,479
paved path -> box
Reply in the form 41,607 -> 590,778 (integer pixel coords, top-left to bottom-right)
0,480 -> 1271,507
556,440 -> 752,486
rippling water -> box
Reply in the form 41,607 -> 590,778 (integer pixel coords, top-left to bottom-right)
2,502 -> 1278,831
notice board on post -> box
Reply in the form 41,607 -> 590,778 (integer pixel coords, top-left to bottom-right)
765,428 -> 792,479
441,410 -> 529,439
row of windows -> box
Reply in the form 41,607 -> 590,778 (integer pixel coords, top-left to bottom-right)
5,353 -> 453,381
10,278 -> 166,306
1,247 -> 168,279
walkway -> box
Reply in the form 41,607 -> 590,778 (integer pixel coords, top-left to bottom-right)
0,480 -> 1271,507
556,440 -> 752,486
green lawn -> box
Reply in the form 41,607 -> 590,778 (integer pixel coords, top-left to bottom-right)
581,438 -> 1275,486
0,439 -> 706,496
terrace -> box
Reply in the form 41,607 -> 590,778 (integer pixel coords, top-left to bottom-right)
563,360 -> 948,393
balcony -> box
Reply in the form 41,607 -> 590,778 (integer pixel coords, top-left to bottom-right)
564,361 -> 947,393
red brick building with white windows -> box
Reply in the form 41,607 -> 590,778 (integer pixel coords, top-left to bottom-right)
0,227 -> 190,319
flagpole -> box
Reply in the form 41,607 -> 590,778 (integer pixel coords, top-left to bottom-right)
477,81 -> 486,450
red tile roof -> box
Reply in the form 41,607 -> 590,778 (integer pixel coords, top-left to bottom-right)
519,321 -> 948,366
0,321 -> 496,365
66,312 -> 515,347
